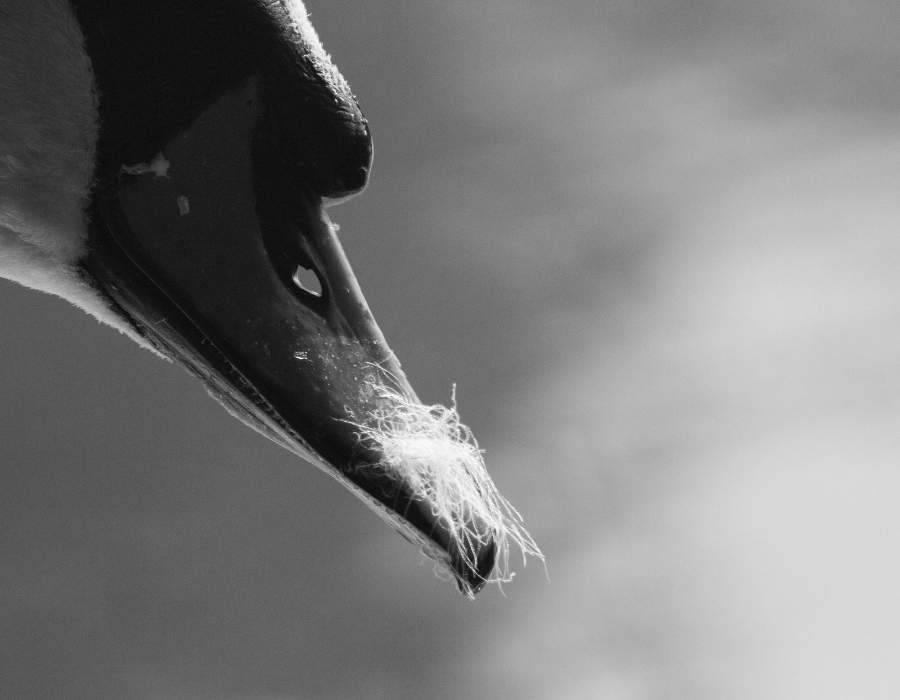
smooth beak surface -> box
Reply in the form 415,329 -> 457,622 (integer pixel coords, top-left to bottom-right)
81,78 -> 497,596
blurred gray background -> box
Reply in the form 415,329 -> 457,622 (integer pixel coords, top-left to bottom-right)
3,1 -> 900,698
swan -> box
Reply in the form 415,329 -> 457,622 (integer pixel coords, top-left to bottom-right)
0,0 -> 539,596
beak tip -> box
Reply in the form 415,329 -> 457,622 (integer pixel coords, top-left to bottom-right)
451,537 -> 497,598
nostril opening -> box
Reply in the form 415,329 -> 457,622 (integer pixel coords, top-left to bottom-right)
292,264 -> 323,298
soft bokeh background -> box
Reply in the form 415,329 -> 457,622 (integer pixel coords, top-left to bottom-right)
3,1 -> 900,698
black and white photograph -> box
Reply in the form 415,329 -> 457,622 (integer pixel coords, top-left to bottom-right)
2,1 -> 899,698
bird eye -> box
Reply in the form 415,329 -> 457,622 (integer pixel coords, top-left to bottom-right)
292,263 -> 323,298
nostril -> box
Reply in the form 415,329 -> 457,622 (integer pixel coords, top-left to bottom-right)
292,264 -> 323,298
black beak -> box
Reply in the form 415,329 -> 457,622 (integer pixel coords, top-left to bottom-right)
80,77 -> 497,596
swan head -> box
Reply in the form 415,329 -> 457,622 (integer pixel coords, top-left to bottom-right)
0,0 -> 540,595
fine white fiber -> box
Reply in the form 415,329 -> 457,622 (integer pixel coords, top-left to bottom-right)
120,152 -> 170,178
346,383 -> 544,588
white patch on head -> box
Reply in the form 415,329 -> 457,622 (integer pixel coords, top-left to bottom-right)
346,383 -> 544,589
0,0 -> 153,350
0,226 -> 158,353
0,0 -> 94,263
